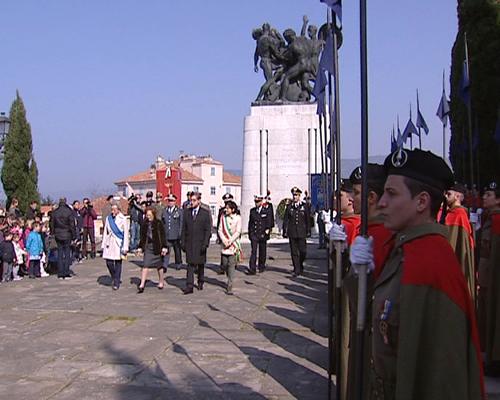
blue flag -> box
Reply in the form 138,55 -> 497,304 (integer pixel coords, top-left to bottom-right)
313,69 -> 327,115
318,32 -> 335,76
401,117 -> 419,144
494,117 -> 500,144
320,0 -> 342,23
436,91 -> 450,126
391,126 -> 397,152
472,129 -> 479,151
396,115 -> 404,147
460,34 -> 471,105
416,91 -> 429,135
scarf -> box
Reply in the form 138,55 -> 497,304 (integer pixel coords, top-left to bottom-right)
221,214 -> 243,262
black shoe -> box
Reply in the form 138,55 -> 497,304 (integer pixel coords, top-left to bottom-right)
175,264 -> 181,271
157,285 -> 164,290
245,269 -> 257,276
216,269 -> 225,275
182,287 -> 193,295
137,286 -> 144,294
258,267 -> 265,273
90,253 -> 96,259
292,272 -> 299,278
29,276 -> 36,279
197,282 -> 204,291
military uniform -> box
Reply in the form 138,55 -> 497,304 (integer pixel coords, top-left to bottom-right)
370,223 -> 483,399
283,188 -> 311,276
365,149 -> 484,399
162,198 -> 183,266
248,195 -> 274,273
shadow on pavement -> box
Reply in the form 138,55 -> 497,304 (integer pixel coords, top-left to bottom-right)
99,342 -> 268,399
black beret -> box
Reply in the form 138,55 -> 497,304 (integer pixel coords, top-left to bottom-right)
349,163 -> 386,186
222,193 -> 234,201
146,191 -> 154,197
450,182 -> 466,194
485,181 -> 500,197
340,179 -> 354,193
384,149 -> 454,191
291,187 -> 302,195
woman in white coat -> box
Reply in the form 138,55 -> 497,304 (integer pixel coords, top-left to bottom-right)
102,203 -> 130,290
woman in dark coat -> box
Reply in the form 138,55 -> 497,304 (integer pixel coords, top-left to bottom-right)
137,207 -> 168,293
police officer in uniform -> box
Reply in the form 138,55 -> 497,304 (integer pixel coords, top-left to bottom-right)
161,194 -> 183,269
350,149 -> 484,399
283,187 -> 311,277
247,194 -> 274,275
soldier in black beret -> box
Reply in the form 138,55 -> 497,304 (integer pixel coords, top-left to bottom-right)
283,187 -> 311,277
350,148 -> 484,399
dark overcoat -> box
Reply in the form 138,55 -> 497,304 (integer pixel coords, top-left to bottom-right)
181,207 -> 211,265
139,219 -> 167,255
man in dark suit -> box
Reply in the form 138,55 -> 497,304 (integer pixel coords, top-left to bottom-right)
283,187 -> 311,277
247,194 -> 274,275
180,192 -> 212,294
162,193 -> 183,269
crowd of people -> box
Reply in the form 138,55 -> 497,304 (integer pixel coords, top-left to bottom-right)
320,148 -> 499,398
1,147 -> 498,398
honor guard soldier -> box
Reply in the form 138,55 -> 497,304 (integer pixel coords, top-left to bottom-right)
283,187 -> 311,277
478,181 -> 500,376
441,182 -> 475,300
247,194 -> 274,274
350,149 -> 484,399
161,194 -> 183,269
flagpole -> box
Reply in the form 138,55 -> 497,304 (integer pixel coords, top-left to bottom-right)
329,9 -> 343,400
465,32 -> 474,190
417,90 -> 422,149
355,0 -> 369,399
319,113 -> 326,203
442,70 -> 446,159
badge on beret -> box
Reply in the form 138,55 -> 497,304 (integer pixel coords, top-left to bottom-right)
489,182 -> 498,190
391,149 -> 408,168
354,167 -> 362,180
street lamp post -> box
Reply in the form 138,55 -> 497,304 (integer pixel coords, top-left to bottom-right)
0,112 -> 11,156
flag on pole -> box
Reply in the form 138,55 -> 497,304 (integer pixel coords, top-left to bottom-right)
313,69 -> 327,115
320,0 -> 342,23
494,117 -> 500,144
401,117 -> 419,144
396,115 -> 404,147
416,90 -> 429,135
318,31 -> 335,76
436,92 -> 450,126
460,33 -> 471,105
391,126 -> 397,152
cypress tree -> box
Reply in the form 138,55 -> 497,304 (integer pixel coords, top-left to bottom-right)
1,91 -> 40,212
449,0 -> 500,187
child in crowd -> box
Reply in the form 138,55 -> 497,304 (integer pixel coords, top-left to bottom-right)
0,231 -> 16,282
39,223 -> 50,277
25,222 -> 44,279
12,232 -> 26,281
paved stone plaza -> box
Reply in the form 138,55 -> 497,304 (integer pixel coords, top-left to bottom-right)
1,242 -> 499,400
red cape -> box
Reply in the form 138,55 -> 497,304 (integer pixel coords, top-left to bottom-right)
401,234 -> 485,398
342,214 -> 361,246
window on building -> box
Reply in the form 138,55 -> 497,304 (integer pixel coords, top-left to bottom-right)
210,205 -> 216,216
225,187 -> 231,194
193,186 -> 199,193
123,188 -> 127,197
210,186 -> 216,196
211,167 -> 216,176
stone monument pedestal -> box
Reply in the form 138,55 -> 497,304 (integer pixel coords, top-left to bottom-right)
241,103 -> 327,232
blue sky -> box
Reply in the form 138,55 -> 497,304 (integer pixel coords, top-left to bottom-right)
0,0 -> 458,199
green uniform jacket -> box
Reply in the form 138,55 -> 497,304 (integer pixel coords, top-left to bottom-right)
371,223 -> 484,400
485,209 -> 500,364
445,206 -> 475,301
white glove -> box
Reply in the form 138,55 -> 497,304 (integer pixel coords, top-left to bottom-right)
349,236 -> 375,274
329,223 -> 347,242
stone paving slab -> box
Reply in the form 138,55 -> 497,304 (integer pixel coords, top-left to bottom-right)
0,242 -> 498,399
